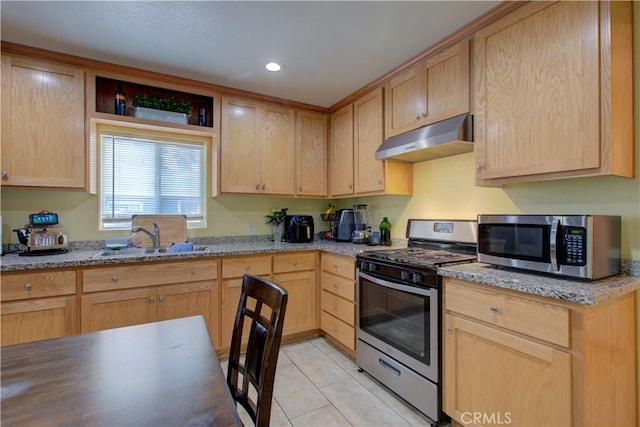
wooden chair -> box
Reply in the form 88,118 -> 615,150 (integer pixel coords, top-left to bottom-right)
226,274 -> 288,427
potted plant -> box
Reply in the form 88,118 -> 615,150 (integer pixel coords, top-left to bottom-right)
132,94 -> 192,124
265,208 -> 288,245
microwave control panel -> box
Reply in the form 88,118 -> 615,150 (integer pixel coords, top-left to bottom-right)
561,227 -> 586,266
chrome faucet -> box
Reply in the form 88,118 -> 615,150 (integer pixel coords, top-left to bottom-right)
132,223 -> 160,248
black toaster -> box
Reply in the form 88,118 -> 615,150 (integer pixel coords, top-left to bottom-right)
284,215 -> 314,243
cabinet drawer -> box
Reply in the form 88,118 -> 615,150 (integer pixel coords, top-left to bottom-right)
321,271 -> 355,302
321,290 -> 354,326
445,278 -> 569,347
273,252 -> 315,273
82,260 -> 218,293
321,254 -> 355,280
321,311 -> 355,350
2,271 -> 76,301
222,256 -> 272,278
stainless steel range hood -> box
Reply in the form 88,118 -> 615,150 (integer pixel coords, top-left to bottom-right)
375,113 -> 473,163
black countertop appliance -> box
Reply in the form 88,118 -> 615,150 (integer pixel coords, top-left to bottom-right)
284,215 -> 314,243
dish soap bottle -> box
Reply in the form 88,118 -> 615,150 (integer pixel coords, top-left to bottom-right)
379,217 -> 392,246
115,82 -> 126,116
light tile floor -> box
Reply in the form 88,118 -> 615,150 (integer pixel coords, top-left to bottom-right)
221,336 -> 439,427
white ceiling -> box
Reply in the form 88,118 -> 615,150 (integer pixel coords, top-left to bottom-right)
1,1 -> 500,108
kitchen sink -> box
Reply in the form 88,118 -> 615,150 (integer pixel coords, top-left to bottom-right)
93,245 -> 210,258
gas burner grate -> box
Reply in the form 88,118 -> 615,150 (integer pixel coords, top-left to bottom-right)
361,248 -> 476,268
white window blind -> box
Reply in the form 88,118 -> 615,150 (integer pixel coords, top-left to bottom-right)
100,130 -> 205,229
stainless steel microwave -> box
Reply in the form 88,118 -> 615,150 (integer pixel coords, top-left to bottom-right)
477,215 -> 621,280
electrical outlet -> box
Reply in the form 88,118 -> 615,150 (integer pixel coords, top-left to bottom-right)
247,224 -> 256,235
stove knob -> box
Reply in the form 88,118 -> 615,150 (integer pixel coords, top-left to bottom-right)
360,261 -> 369,272
412,272 -> 423,283
401,270 -> 411,281
368,263 -> 377,272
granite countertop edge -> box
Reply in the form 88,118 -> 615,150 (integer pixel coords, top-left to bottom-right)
438,262 -> 640,305
0,240 -> 399,272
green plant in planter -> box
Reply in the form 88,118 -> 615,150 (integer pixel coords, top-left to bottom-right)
132,94 -> 192,115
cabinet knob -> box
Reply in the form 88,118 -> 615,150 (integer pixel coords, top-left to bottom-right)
298,186 -> 302,192
332,326 -> 338,332
24,283 -> 32,291
421,112 -> 427,118
1,170 -> 8,180
245,265 -> 251,271
191,268 -> 198,275
415,115 -> 420,121
332,283 -> 338,288
446,327 -> 452,333
148,297 -> 155,303
348,184 -> 353,189
256,184 -> 260,190
158,296 -> 165,303
332,304 -> 337,309
293,261 -> 298,267
262,184 -> 265,191
490,306 -> 498,314
476,162 -> 483,170
377,180 -> 382,185
111,276 -> 118,282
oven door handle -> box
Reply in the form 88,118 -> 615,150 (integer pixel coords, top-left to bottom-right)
358,271 -> 433,297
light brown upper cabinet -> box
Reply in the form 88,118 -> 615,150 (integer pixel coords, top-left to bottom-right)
295,110 -> 328,197
1,55 -> 85,189
355,87 -> 412,195
384,40 -> 470,139
220,97 -> 295,195
329,104 -> 355,197
330,88 -> 412,198
473,1 -> 633,185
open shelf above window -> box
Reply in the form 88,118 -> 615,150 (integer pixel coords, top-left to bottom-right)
95,76 -> 214,128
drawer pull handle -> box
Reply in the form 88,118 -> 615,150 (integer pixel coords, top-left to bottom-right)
332,326 -> 338,332
191,268 -> 198,275
378,358 -> 401,376
148,297 -> 155,303
245,265 -> 251,271
332,283 -> 338,288
293,261 -> 298,266
158,296 -> 165,303
111,276 -> 118,282
490,306 -> 498,314
333,263 -> 338,268
446,327 -> 452,334
24,283 -> 32,291
332,304 -> 337,309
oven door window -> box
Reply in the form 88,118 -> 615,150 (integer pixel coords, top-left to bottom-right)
359,277 -> 431,365
478,224 -> 551,263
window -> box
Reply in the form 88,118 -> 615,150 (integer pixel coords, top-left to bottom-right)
99,126 -> 206,230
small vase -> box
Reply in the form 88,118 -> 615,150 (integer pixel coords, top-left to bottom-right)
273,224 -> 282,247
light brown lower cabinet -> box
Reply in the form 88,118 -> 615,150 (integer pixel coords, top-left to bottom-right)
1,270 -> 78,345
443,277 -> 636,426
81,260 -> 218,347
319,253 -> 356,353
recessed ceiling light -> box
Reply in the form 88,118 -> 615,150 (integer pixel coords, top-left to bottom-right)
265,62 -> 282,72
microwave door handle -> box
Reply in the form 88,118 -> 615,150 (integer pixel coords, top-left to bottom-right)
550,218 -> 560,271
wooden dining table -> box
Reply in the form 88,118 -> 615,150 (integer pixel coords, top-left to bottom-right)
1,315 -> 242,426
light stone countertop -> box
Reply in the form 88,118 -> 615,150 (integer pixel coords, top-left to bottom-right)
438,262 -> 640,305
0,239 -> 400,272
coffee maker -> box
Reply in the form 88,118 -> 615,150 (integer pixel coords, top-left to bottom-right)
351,204 -> 370,244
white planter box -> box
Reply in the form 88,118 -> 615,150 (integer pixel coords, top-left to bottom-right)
134,107 -> 188,125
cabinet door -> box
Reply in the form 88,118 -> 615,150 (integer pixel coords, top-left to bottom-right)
274,270 -> 317,336
156,282 -> 217,346
329,104 -> 354,197
1,55 -> 85,188
220,97 -> 260,193
354,87 -> 384,194
384,65 -> 423,138
81,288 -> 156,333
474,1 -> 602,182
259,104 -> 295,195
1,296 -> 77,345
295,110 -> 328,196
423,40 -> 469,125
444,314 -> 571,426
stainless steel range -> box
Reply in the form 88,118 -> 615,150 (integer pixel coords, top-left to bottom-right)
356,219 -> 477,426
